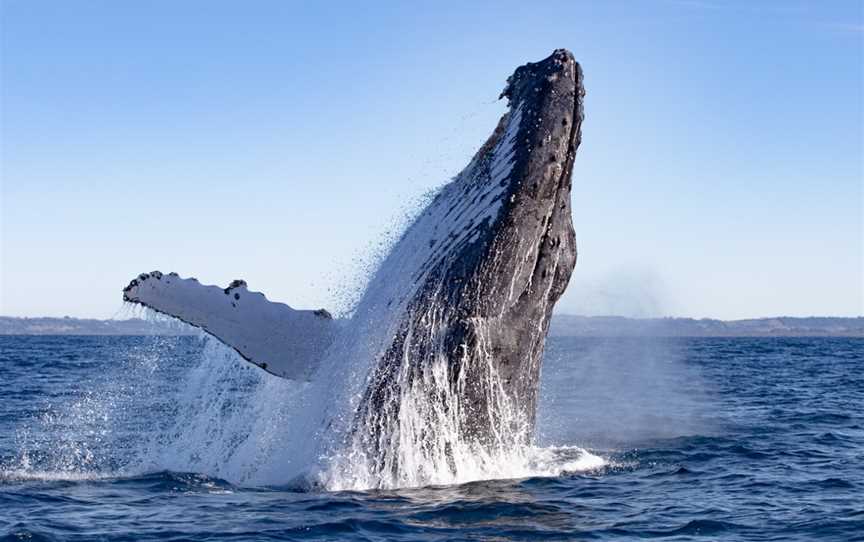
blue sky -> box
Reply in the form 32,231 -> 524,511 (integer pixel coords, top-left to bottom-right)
1,0 -> 861,319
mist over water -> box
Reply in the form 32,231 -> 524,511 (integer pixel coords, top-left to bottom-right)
541,269 -> 715,448
538,336 -> 715,449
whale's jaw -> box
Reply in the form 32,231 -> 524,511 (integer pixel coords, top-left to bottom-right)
341,49 -> 583,483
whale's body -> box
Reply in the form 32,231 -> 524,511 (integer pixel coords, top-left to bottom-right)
123,49 -> 584,487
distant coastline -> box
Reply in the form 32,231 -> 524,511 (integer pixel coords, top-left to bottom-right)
550,315 -> 863,338
1,315 -> 861,337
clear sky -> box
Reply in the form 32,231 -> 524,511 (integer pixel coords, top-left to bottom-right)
1,0 -> 862,320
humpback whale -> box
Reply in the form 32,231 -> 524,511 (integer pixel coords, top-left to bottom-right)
123,49 -> 584,487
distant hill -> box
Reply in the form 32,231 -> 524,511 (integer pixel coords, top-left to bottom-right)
0,316 -> 195,336
550,315 -> 864,337
1,315 -> 862,337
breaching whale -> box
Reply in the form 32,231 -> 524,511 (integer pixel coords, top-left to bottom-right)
123,49 -> 584,487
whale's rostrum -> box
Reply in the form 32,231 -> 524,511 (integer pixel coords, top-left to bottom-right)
123,49 -> 584,488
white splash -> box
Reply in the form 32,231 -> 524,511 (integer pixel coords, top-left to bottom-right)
3,332 -> 605,488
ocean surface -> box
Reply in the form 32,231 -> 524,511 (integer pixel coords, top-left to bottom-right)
0,335 -> 861,541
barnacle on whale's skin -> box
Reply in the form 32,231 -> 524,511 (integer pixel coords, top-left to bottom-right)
121,49 -> 583,488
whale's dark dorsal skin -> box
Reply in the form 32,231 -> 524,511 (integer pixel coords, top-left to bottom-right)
123,49 -> 583,483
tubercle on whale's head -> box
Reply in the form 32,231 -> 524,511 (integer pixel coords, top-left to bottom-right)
498,48 -> 583,198
469,49 -> 582,178
499,48 -> 582,108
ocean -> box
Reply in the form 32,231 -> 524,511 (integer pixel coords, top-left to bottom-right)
0,335 -> 861,541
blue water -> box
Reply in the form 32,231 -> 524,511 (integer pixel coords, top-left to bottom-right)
1,335 -> 862,541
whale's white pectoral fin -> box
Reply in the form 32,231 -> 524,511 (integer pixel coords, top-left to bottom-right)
123,271 -> 336,380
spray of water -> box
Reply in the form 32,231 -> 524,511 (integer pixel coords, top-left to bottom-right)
540,268 -> 716,449
2,330 -> 604,489
321,314 -> 542,490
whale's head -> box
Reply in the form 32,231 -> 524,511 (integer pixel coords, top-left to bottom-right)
364,49 -> 583,314
475,48 -> 582,311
